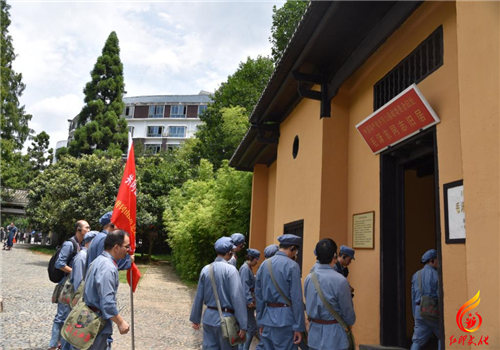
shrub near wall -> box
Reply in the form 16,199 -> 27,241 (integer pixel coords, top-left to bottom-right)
165,160 -> 252,281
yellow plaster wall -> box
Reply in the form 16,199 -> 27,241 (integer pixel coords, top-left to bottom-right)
456,2 -> 500,347
249,164 -> 269,259
248,0 -> 499,347
273,97 -> 324,275
335,1 -> 466,345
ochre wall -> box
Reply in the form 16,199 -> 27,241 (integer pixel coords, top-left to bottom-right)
331,1 -> 467,345
456,1 -> 500,347
248,0 -> 499,347
249,164 -> 269,262
273,97 -> 324,274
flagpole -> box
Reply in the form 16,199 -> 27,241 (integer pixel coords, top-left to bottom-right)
130,267 -> 135,350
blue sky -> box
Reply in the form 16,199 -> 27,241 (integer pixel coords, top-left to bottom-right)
9,0 -> 283,151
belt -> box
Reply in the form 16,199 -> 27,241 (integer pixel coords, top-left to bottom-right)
308,318 -> 338,325
208,306 -> 234,313
88,305 -> 101,313
267,302 -> 290,308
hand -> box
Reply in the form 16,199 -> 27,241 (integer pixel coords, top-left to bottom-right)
130,254 -> 135,263
293,331 -> 302,345
350,286 -> 355,293
247,302 -> 255,308
118,320 -> 130,334
238,329 -> 246,339
259,326 -> 263,335
192,323 -> 200,330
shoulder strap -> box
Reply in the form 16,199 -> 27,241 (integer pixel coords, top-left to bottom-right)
266,258 -> 292,305
209,264 -> 224,321
311,271 -> 349,331
418,270 -> 423,295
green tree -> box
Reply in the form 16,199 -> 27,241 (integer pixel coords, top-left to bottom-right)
68,31 -> 127,157
196,56 -> 273,169
27,131 -> 53,173
0,0 -> 32,149
165,160 -> 252,280
1,0 -> 33,189
220,106 -> 250,153
269,1 -> 309,63
27,154 -> 123,242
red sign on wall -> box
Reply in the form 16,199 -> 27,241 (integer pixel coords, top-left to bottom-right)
356,84 -> 440,154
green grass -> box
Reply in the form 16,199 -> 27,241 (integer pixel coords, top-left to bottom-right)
30,246 -> 57,255
118,265 -> 149,284
134,252 -> 172,263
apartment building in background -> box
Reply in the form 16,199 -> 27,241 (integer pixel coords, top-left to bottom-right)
61,91 -> 211,157
124,91 -> 211,153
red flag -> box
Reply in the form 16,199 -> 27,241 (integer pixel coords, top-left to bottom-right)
111,133 -> 141,292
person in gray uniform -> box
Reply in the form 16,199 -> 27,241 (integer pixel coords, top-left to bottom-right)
334,245 -> 355,297
48,220 -> 89,350
238,248 -> 261,350
190,237 -> 247,349
304,239 -> 356,350
255,234 -> 305,350
84,230 -> 131,350
229,233 -> 246,267
86,211 -> 132,270
410,249 -> 441,350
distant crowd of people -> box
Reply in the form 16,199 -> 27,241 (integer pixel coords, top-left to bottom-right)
1,223 -> 46,249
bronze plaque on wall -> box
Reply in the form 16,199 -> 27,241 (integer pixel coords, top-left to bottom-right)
352,211 -> 375,249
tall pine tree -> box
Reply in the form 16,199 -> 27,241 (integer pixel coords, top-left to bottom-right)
1,0 -> 33,188
68,31 -> 127,156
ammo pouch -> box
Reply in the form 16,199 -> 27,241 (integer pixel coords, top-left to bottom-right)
209,264 -> 246,346
58,278 -> 75,305
52,284 -> 64,304
418,271 -> 439,321
61,300 -> 104,350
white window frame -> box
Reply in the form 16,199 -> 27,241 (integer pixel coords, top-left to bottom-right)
168,126 -> 187,138
148,105 -> 164,118
197,105 -> 207,116
147,125 -> 163,137
170,105 -> 186,119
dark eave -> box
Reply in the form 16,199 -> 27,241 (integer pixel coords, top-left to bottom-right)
230,1 -> 422,171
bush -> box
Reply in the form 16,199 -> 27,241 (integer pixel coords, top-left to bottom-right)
165,160 -> 252,280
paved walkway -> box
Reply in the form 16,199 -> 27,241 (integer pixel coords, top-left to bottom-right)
0,244 -> 203,350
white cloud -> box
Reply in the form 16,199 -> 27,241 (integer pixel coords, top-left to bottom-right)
8,1 -> 284,153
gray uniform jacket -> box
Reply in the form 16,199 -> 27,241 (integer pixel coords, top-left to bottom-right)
84,251 -> 119,335
255,251 -> 306,332
70,247 -> 88,291
304,264 -> 355,350
411,264 -> 439,319
190,257 -> 248,329
239,262 -> 255,305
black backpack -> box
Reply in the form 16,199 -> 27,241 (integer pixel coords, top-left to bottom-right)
48,236 -> 80,283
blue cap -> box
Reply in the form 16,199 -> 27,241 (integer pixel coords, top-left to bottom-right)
247,248 -> 261,260
99,211 -> 113,226
83,231 -> 99,243
215,237 -> 236,253
277,234 -> 302,246
340,245 -> 355,260
264,244 -> 279,258
230,233 -> 246,246
421,249 -> 437,263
